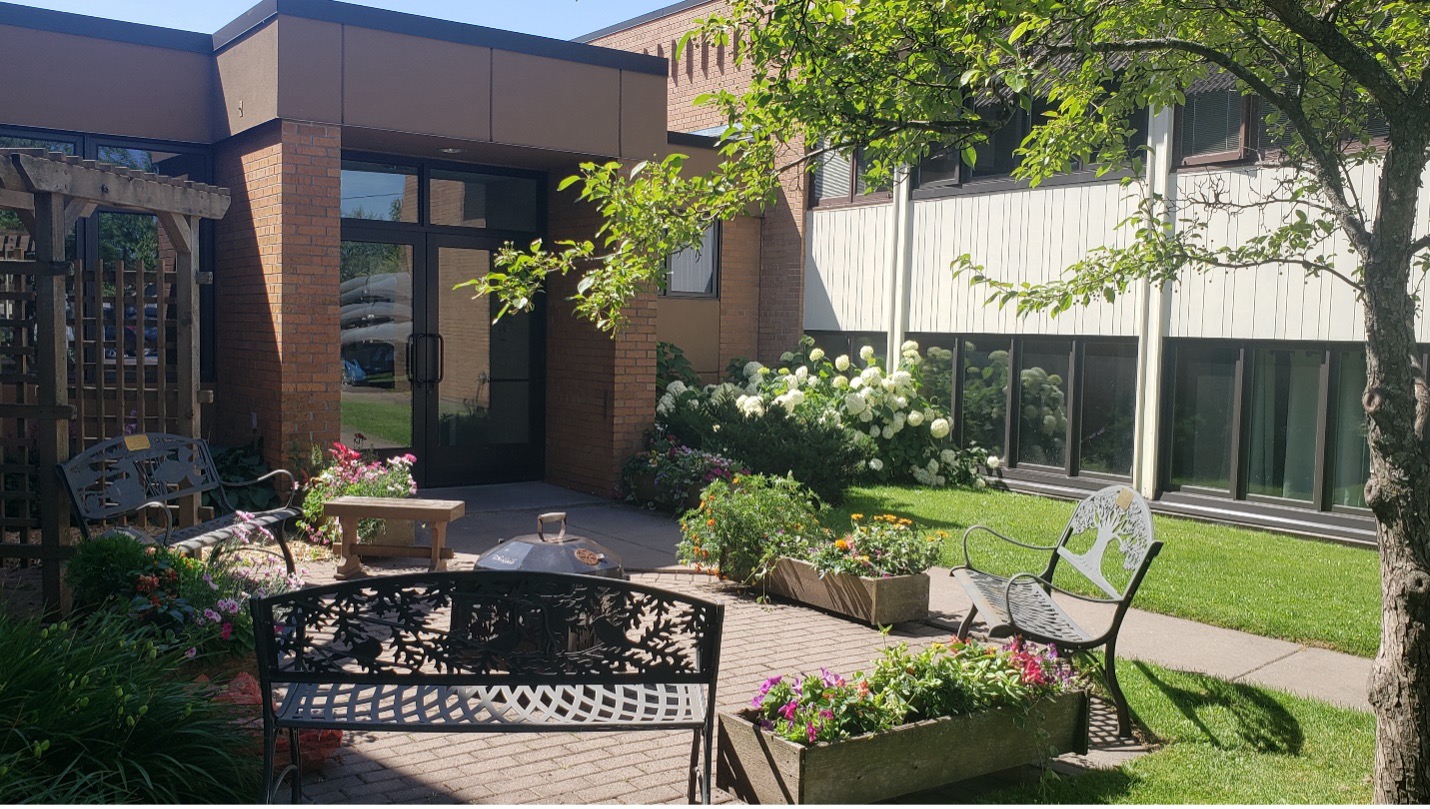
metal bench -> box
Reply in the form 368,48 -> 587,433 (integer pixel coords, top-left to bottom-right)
57,433 -> 298,572
251,571 -> 725,804
951,484 -> 1162,736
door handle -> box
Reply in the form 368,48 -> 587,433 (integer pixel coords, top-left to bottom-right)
433,334 -> 445,385
405,333 -> 418,384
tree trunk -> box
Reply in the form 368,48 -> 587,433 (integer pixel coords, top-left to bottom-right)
1358,128 -> 1430,805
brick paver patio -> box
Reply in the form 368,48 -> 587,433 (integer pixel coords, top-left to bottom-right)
294,557 -> 1133,805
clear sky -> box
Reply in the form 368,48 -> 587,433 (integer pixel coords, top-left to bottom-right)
5,0 -> 683,41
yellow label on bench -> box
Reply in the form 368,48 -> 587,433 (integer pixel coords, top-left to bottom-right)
1116,488 -> 1134,509
123,435 -> 151,451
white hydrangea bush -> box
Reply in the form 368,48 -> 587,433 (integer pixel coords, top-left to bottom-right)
660,337 -> 989,489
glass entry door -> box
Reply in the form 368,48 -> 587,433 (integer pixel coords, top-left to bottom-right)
338,235 -> 543,487
418,236 -> 543,486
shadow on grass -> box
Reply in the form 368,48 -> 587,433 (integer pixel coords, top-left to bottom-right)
1133,661 -> 1304,755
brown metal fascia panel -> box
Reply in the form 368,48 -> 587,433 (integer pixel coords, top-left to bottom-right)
276,15 -> 342,125
212,19 -> 280,138
341,26 -> 492,143
0,24 -> 214,144
491,50 -> 620,157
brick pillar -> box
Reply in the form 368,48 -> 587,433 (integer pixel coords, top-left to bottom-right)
757,141 -> 808,361
212,119 -> 342,469
719,215 -> 762,367
544,171 -> 657,497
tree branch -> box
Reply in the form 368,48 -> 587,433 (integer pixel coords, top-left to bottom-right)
1260,0 -> 1411,113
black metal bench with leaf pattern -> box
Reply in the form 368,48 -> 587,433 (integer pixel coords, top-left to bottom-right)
57,432 -> 298,571
251,571 -> 725,804
951,484 -> 1162,737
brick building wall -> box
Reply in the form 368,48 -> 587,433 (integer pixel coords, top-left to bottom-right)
590,1 -> 807,362
544,170 -> 657,496
213,119 -> 341,469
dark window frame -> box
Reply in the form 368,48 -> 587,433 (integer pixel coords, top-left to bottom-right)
808,146 -> 894,210
1174,90 -> 1256,168
660,221 -> 721,300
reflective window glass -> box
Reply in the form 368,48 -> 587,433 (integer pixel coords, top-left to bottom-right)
1017,341 -> 1070,467
340,241 -> 414,450
1168,345 -> 1239,490
665,224 -> 718,297
1079,342 -> 1138,476
429,170 -> 539,231
1331,350 -> 1370,508
961,339 -> 1009,458
341,162 -> 418,223
1245,348 -> 1322,501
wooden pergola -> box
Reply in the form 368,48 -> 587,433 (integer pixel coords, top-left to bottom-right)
0,149 -> 230,613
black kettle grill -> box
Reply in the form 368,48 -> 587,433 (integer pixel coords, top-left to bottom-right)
475,512 -> 627,579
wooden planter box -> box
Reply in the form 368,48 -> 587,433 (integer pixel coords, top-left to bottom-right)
716,691 -> 1089,804
762,557 -> 929,626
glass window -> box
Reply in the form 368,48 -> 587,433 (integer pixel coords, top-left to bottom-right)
1180,90 -> 1245,161
961,339 -> 1009,458
339,241 -> 414,450
1245,348 -> 1322,501
910,335 -> 955,411
1017,341 -> 1070,467
429,170 -> 539,232
1168,344 -> 1239,490
665,223 -> 718,297
1330,349 -> 1370,508
966,110 -> 1025,182
916,145 -> 962,188
1079,342 -> 1138,476
812,144 -> 853,202
340,162 -> 418,223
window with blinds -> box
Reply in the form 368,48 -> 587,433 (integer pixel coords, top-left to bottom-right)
813,145 -> 853,201
665,223 -> 719,297
1180,90 -> 1247,161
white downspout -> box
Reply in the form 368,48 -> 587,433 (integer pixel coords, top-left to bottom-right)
886,167 -> 915,367
1132,106 -> 1177,498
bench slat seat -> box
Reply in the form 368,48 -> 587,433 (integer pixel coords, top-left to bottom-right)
169,508 -> 299,559
276,682 -> 706,732
952,568 -> 1092,644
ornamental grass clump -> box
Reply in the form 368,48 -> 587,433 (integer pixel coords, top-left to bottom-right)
0,611 -> 261,803
677,473 -> 829,583
748,638 -> 1078,746
298,441 -> 417,545
803,513 -> 947,578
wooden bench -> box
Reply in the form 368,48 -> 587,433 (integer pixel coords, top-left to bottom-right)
57,433 -> 298,572
950,484 -> 1162,737
251,571 -> 724,803
322,495 -> 465,579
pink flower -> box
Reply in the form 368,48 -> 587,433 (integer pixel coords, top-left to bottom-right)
220,622 -> 233,641
779,700 -> 799,721
184,647 -> 197,659
806,721 -> 818,742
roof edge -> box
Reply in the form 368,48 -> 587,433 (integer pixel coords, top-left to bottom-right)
575,0 -> 717,44
0,0 -> 212,52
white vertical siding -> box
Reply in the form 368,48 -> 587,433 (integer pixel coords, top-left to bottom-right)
1170,161 -> 1430,341
906,181 -> 1146,336
803,203 -> 894,331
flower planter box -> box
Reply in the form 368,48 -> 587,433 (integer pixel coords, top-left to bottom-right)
762,557 -> 929,626
716,691 -> 1089,804
628,468 -> 704,512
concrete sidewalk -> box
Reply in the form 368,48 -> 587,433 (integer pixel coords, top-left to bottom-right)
422,482 -> 1373,713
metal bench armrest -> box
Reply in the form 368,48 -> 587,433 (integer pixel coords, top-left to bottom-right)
960,524 -> 1061,569
136,499 -> 176,545
223,468 -> 298,509
1004,571 -> 1122,610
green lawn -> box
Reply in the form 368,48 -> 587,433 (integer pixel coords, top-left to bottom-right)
340,399 -> 411,447
959,662 -> 1375,804
830,486 -> 1381,657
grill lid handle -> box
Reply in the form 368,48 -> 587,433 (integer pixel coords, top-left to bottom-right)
536,512 -> 567,542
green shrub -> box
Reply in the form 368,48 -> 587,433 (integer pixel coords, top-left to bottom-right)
802,513 -> 945,577
0,611 -> 260,803
65,533 -> 159,616
677,473 -> 829,583
656,341 -> 702,392
662,396 -> 872,504
622,432 -> 745,512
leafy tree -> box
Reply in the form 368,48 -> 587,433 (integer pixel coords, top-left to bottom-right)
483,3 -> 1430,799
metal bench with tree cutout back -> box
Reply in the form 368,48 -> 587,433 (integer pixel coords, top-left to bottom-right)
950,484 -> 1162,737
57,433 -> 299,572
251,571 -> 725,804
